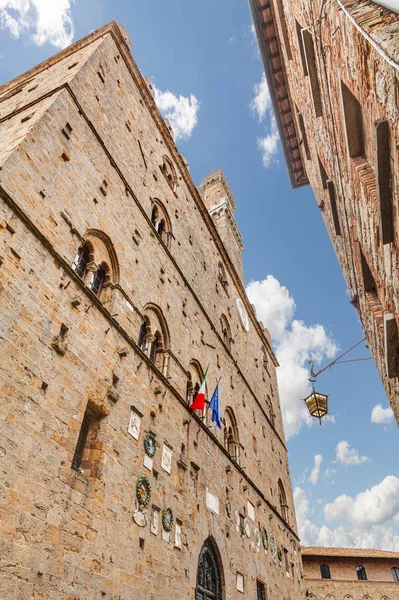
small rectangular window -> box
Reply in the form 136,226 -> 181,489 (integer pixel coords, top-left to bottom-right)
318,156 -> 328,189
360,249 -> 376,295
302,29 -> 322,117
296,21 -> 308,75
256,579 -> 266,600
374,118 -> 393,245
320,564 -> 331,579
326,180 -> 341,236
276,0 -> 292,60
384,314 -> 399,378
341,82 -> 365,158
72,405 -> 104,477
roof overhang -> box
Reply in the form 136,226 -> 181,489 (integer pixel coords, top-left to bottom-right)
248,0 -> 309,189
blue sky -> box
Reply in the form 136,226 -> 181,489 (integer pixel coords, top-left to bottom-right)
1,0 -> 398,550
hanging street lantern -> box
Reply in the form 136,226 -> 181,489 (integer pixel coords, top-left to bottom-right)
303,385 -> 329,424
301,337 -> 370,427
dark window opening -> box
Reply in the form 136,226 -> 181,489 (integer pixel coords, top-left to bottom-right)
89,266 -> 106,297
327,180 -> 341,236
138,321 -> 147,352
296,21 -> 308,76
302,29 -> 322,117
256,580 -> 266,600
341,82 -> 365,158
360,249 -> 377,294
356,566 -> 367,581
275,0 -> 292,60
72,406 -> 103,477
320,564 -> 331,579
374,118 -> 393,245
72,244 -> 90,279
318,156 -> 328,190
150,334 -> 159,364
392,567 -> 399,582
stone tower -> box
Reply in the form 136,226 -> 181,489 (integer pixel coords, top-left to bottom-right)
0,21 -> 304,599
199,168 -> 244,282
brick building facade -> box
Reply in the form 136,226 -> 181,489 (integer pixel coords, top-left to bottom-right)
302,546 -> 399,600
0,22 -> 305,599
249,0 -> 399,425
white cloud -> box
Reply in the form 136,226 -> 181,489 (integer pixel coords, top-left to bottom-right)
0,0 -> 75,48
257,117 -> 280,168
325,476 -> 399,529
371,403 -> 394,424
153,85 -> 200,142
246,275 -> 337,438
251,73 -> 271,122
250,74 -> 280,167
335,440 -> 369,466
294,478 -> 399,551
309,454 -> 323,486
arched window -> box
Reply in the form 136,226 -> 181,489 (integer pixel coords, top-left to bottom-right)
224,407 -> 240,465
71,230 -> 119,301
138,318 -> 149,352
151,200 -> 172,248
72,242 -> 91,279
320,564 -> 331,579
88,263 -> 108,297
161,155 -> 178,192
356,566 -> 367,581
195,537 -> 223,600
393,567 -> 399,582
138,304 -> 171,376
278,479 -> 289,522
220,314 -> 232,351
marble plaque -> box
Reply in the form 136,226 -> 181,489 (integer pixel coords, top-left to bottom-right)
151,506 -> 160,535
128,408 -> 142,440
247,500 -> 255,521
175,523 -> 182,549
143,454 -> 153,471
161,444 -> 173,474
236,572 -> 244,593
206,489 -> 219,516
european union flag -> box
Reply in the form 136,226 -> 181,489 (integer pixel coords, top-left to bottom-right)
209,379 -> 222,429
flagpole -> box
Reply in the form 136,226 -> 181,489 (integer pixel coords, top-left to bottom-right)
204,376 -> 222,419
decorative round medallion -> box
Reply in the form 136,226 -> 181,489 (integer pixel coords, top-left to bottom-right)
261,526 -> 268,550
270,533 -> 276,556
136,475 -> 152,507
226,500 -> 232,518
236,298 -> 249,332
277,549 -> 283,563
144,432 -> 156,457
162,507 -> 174,532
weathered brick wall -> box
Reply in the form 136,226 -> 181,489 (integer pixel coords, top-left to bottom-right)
265,0 -> 399,424
303,554 -> 399,600
0,22 -> 304,599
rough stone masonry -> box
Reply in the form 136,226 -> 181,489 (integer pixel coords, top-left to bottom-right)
0,21 -> 304,599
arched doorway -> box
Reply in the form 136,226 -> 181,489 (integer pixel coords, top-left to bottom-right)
195,538 -> 223,599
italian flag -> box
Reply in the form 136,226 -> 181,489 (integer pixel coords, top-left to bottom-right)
190,366 -> 209,411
